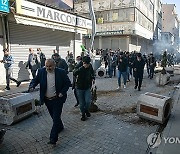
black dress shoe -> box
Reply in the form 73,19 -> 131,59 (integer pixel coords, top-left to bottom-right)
74,103 -> 79,107
134,85 -> 137,89
86,111 -> 91,117
47,141 -> 56,146
5,86 -> 10,90
81,114 -> 86,121
17,81 -> 21,87
138,87 -> 141,91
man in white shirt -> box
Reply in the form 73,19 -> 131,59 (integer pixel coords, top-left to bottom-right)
29,59 -> 71,146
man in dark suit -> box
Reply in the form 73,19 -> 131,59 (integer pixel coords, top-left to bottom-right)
29,59 -> 71,146
133,53 -> 145,91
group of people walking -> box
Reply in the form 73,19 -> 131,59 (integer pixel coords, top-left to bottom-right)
0,47 -> 157,146
103,49 -> 156,91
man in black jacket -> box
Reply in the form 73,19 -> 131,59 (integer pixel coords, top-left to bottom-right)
72,56 -> 83,107
52,53 -> 68,74
133,53 -> 145,91
117,52 -> 128,89
37,48 -> 46,68
73,56 -> 95,121
148,53 -> 156,79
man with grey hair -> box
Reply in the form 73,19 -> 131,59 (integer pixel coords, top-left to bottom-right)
29,58 -> 71,146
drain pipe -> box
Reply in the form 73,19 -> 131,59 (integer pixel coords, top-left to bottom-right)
1,15 -> 8,49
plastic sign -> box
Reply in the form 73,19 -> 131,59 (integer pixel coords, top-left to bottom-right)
0,0 -> 9,13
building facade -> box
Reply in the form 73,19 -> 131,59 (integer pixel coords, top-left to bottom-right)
0,0 -> 92,83
74,0 -> 162,53
161,4 -> 179,53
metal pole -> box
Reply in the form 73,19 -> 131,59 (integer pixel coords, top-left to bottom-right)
88,0 -> 96,52
1,15 -> 7,48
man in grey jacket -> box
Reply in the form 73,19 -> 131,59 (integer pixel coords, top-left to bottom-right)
26,48 -> 40,79
0,48 -> 21,90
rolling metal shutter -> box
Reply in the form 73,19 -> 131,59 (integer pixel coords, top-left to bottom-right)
111,38 -> 119,51
9,22 -> 73,81
102,37 -> 111,49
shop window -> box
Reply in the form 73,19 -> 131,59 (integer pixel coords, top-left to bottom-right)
112,12 -> 118,21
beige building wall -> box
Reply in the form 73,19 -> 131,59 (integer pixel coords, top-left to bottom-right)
162,4 -> 179,50
162,4 -> 176,33
75,0 -> 159,52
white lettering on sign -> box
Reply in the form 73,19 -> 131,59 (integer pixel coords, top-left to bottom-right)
37,6 -> 77,25
16,0 -> 92,29
2,0 -> 8,6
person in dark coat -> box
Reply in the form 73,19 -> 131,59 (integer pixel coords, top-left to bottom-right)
147,53 -> 156,79
37,48 -> 46,68
133,53 -> 145,91
117,52 -> 128,89
73,56 -> 95,121
112,53 -> 117,77
52,53 -> 68,74
26,48 -> 40,79
28,59 -> 71,146
72,56 -> 83,107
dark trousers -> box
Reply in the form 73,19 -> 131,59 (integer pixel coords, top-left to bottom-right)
147,66 -> 150,77
31,69 -> 37,79
45,98 -> 64,143
149,66 -> 154,79
129,66 -> 133,76
108,66 -> 113,78
74,88 -> 79,105
134,73 -> 143,88
112,66 -> 116,77
6,68 -> 18,87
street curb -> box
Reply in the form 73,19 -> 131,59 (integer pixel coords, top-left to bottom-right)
155,86 -> 180,154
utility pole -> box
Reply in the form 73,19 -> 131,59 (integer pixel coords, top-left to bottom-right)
88,0 -> 96,52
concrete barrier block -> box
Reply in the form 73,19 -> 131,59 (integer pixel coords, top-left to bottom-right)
137,92 -> 172,124
96,67 -> 106,78
0,93 -> 35,125
174,65 -> 180,75
155,73 -> 170,86
165,67 -> 174,76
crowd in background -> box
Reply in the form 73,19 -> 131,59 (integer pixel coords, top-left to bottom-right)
0,46 -> 178,146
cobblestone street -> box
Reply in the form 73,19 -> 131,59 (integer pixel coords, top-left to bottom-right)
0,73 -> 179,154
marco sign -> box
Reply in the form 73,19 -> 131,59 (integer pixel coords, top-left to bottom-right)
16,0 -> 92,29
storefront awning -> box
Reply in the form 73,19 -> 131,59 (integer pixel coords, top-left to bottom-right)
13,15 -> 88,34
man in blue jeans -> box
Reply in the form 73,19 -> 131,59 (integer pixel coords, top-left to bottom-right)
73,56 -> 95,121
117,52 -> 128,89
0,48 -> 21,90
29,59 -> 71,146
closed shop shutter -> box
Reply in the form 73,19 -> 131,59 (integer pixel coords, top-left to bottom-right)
102,37 -> 110,49
111,38 -> 119,50
93,38 -> 99,49
9,22 -> 73,81
119,37 -> 127,51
